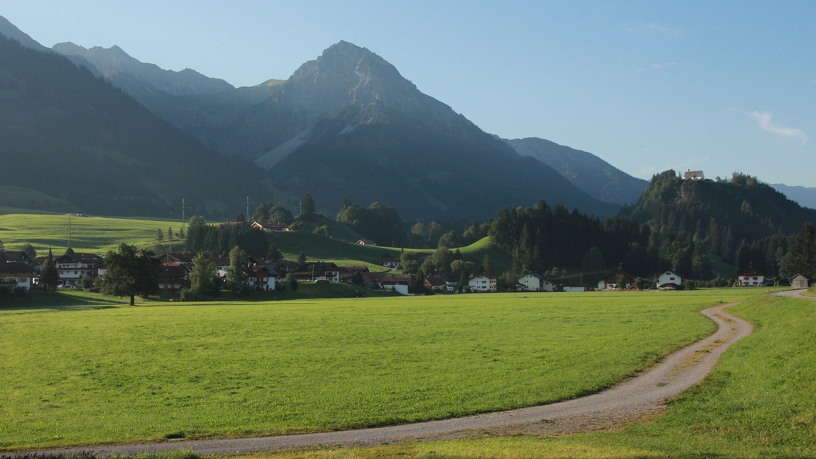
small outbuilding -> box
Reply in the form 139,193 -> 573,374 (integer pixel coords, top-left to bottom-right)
791,273 -> 810,289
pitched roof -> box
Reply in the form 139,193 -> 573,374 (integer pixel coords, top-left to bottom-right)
0,262 -> 35,274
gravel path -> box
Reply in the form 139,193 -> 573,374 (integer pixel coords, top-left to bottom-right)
4,302 -> 754,457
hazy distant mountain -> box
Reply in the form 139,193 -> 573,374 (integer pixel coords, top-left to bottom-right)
505,137 -> 648,206
0,33 -> 266,217
0,15 -> 49,51
769,183 -> 816,209
53,42 -> 234,97
52,42 -> 284,153
242,41 -> 619,219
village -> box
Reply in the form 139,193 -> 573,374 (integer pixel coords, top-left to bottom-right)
2,218 -> 804,298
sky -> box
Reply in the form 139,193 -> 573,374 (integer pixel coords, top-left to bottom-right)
1,0 -> 814,186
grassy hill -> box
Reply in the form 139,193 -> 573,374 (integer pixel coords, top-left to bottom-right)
0,209 -> 508,270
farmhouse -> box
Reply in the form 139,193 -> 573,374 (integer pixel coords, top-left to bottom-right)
56,252 -> 103,285
518,273 -> 557,292
380,257 -> 401,269
791,273 -> 810,289
156,263 -> 190,292
683,170 -> 705,180
657,271 -> 682,289
0,262 -> 35,291
737,270 -> 765,287
159,253 -> 195,267
251,221 -> 290,232
356,239 -> 377,246
469,272 -> 497,293
243,265 -> 278,291
0,250 -> 35,266
598,271 -> 635,290
293,262 -> 341,283
424,273 -> 457,293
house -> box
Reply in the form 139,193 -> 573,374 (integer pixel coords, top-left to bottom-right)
683,170 -> 705,180
156,263 -> 190,292
251,221 -> 290,232
598,272 -> 635,290
791,273 -> 810,289
266,259 -> 301,275
0,250 -> 35,266
424,273 -> 458,293
469,273 -> 497,293
518,273 -> 557,292
159,253 -> 196,267
657,271 -> 682,289
212,255 -> 260,278
737,270 -> 765,287
378,273 -> 411,295
562,284 -> 587,292
56,252 -> 103,285
0,262 -> 35,291
380,257 -> 401,269
243,265 -> 278,291
360,272 -> 410,294
356,239 -> 377,246
292,262 -> 341,283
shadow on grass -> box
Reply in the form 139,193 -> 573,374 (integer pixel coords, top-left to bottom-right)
0,290 -> 125,312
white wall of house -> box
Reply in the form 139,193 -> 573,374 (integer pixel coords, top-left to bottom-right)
518,274 -> 555,292
563,286 -> 586,292
738,274 -> 764,287
1,275 -> 32,290
469,275 -> 496,293
657,271 -> 682,287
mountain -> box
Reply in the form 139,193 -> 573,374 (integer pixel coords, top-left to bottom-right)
51,42 -> 284,155
0,33 -> 267,217
53,42 -> 234,97
0,15 -> 49,51
770,183 -> 816,210
505,137 -> 648,206
228,41 -> 620,220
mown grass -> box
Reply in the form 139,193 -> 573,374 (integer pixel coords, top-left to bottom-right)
0,289 -> 759,450
0,211 -> 184,255
246,292 -> 816,458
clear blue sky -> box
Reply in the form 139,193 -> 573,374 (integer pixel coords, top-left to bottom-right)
2,0 -> 814,186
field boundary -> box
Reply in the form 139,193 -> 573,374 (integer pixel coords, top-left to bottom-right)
5,300 -> 755,457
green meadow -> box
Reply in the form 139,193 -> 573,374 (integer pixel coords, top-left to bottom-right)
251,293 -> 816,458
0,209 -> 184,255
0,289 -> 760,450
0,209 -> 507,268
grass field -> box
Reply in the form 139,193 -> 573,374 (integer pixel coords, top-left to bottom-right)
247,292 -> 816,458
0,210 -> 507,270
0,289 -> 762,451
0,210 -> 184,255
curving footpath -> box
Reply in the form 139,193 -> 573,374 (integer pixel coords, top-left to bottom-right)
6,302 -> 754,457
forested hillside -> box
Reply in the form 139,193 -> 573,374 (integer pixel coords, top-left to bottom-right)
0,35 -> 267,217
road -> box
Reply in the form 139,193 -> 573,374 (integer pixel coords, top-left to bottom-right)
5,302 -> 754,457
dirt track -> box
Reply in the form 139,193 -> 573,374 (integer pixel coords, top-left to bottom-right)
4,302 -> 754,457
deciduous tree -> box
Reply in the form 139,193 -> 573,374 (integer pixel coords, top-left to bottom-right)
100,243 -> 159,306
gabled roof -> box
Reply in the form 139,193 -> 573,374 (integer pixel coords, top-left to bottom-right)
738,270 -> 765,277
56,253 -> 103,264
520,272 -> 550,281
471,272 -> 496,280
790,273 -> 811,281
0,262 -> 35,274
